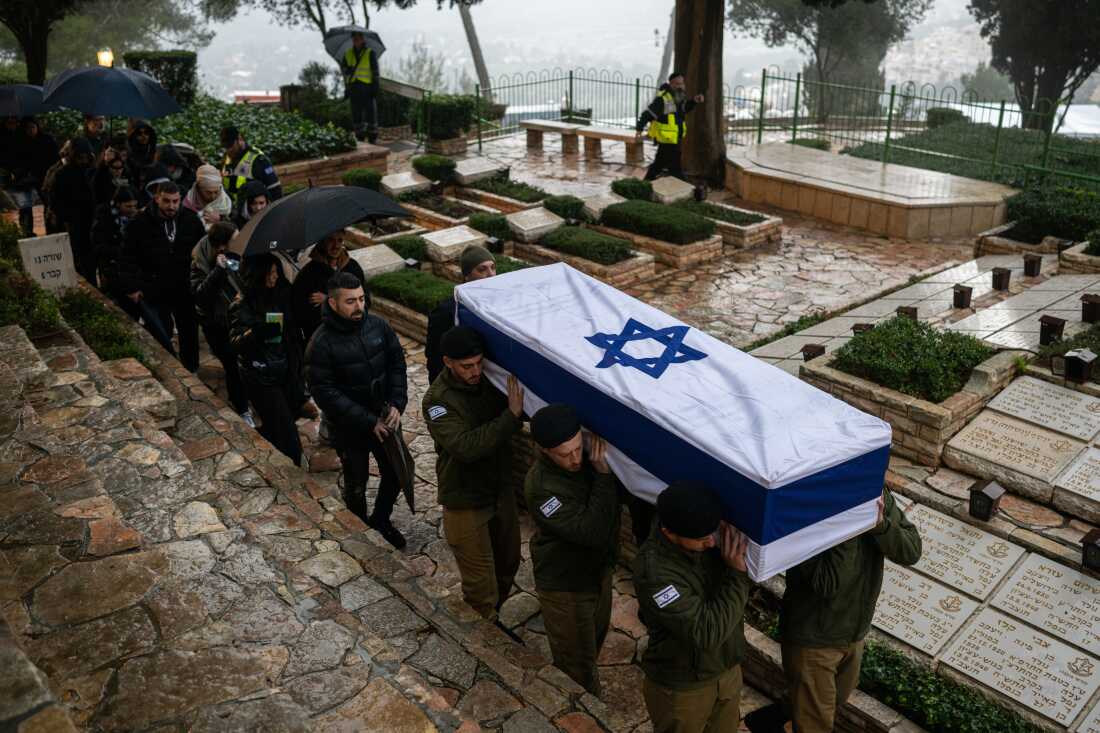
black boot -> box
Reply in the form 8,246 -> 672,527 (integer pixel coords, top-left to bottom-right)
367,514 -> 406,549
341,485 -> 368,522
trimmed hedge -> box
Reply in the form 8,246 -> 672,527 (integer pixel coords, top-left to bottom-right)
601,200 -> 716,245
398,191 -> 478,219
926,107 -> 967,129
672,200 -> 766,226
122,50 -> 198,106
59,289 -> 144,362
383,235 -> 427,261
0,220 -> 20,262
543,195 -> 585,221
368,269 -> 454,315
0,260 -> 62,337
469,175 -> 548,203
342,167 -> 382,191
541,226 -> 634,265
832,316 -> 994,403
468,213 -> 511,241
495,254 -> 532,274
1085,228 -> 1100,256
411,154 -> 456,183
1005,186 -> 1100,244
611,178 -> 653,201
413,94 -> 478,140
790,137 -> 830,151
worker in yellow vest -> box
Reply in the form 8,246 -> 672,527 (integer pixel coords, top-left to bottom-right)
342,32 -> 380,143
219,125 -> 282,203
635,71 -> 704,181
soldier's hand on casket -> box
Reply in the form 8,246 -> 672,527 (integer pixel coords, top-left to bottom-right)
719,521 -> 748,572
507,375 -> 525,418
588,435 -> 610,474
875,490 -> 886,526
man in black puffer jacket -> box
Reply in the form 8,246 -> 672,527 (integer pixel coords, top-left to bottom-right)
306,271 -> 409,548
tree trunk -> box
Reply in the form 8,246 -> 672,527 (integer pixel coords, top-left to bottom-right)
19,23 -> 50,85
459,4 -> 492,104
657,8 -> 675,84
1024,66 -> 1067,133
674,0 -> 724,184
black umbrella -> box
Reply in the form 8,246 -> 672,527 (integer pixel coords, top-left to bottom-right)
42,66 -> 181,118
0,84 -> 55,116
231,185 -> 409,257
324,25 -> 386,64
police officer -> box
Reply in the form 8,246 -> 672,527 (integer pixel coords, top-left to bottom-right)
342,31 -> 381,143
525,404 -> 620,695
422,326 -> 524,621
634,481 -> 751,733
635,71 -> 704,181
425,245 -> 497,384
219,125 -> 282,203
780,490 -> 921,733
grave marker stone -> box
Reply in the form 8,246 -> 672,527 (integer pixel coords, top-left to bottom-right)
1076,702 -> 1100,733
988,376 -> 1100,441
505,207 -> 563,243
650,176 -> 694,204
582,192 -> 626,221
18,234 -> 77,292
381,171 -> 431,197
1054,447 -> 1100,523
422,226 -> 487,262
454,157 -> 507,185
872,562 -> 979,655
348,245 -> 406,279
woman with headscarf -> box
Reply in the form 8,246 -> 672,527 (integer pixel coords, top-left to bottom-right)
127,120 -> 158,171
93,145 -> 134,206
184,164 -> 233,228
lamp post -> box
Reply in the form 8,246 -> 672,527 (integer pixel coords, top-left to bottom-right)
97,48 -> 114,68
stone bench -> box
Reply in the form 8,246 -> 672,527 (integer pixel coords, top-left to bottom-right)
518,120 -> 583,154
577,126 -> 645,165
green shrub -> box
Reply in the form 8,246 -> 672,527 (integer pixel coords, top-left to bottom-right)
0,61 -> 27,85
1085,228 -> 1100,256
0,220 -> 22,264
832,317 -> 994,403
1005,186 -> 1100,243
611,178 -> 653,201
0,263 -> 62,336
926,107 -> 967,129
411,154 -> 457,183
541,226 -> 634,265
413,94 -> 478,140
601,200 -> 716,245
383,235 -> 427,261
122,50 -> 198,106
495,254 -> 532,274
368,269 -> 454,314
543,195 -> 585,221
469,175 -> 548,203
790,137 -> 831,151
1037,322 -> 1100,364
342,167 -> 382,191
398,191 -> 477,219
58,289 -> 144,361
672,200 -> 766,226
468,213 -> 511,241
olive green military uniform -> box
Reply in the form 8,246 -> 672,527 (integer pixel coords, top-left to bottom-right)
634,529 -> 752,733
423,370 -> 523,620
780,491 -> 922,733
525,453 -> 621,695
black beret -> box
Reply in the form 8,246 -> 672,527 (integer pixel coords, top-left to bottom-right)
440,326 -> 484,360
657,480 -> 723,540
531,404 -> 581,449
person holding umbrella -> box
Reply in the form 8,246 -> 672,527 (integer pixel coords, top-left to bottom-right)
341,31 -> 381,143
219,125 -> 282,203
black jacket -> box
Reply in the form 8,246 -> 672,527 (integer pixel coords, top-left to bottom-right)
8,130 -> 59,188
190,234 -> 242,327
50,162 -> 96,230
223,143 -> 282,202
306,303 -> 407,435
229,279 -> 302,389
90,202 -> 133,294
117,204 -> 205,300
127,120 -> 158,171
93,164 -> 135,206
425,295 -> 456,385
292,246 -> 366,342
231,179 -> 269,229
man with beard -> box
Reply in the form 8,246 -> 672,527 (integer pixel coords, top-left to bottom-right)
635,71 -> 704,182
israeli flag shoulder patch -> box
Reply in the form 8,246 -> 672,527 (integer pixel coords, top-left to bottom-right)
540,496 -> 562,518
427,405 -> 447,421
653,584 -> 680,609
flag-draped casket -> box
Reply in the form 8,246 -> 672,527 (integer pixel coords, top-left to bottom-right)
454,263 -> 891,581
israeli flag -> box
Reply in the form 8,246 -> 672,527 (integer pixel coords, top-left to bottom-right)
456,263 -> 891,581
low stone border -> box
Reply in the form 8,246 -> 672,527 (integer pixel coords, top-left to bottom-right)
426,136 -> 468,156
975,221 -> 1060,256
513,242 -> 655,288
344,221 -> 427,249
800,351 -> 1021,466
401,197 -> 501,231
1059,242 -> 1100,274
452,187 -> 543,214
275,144 -> 389,188
700,202 -> 783,249
370,296 -> 429,342
587,224 -> 723,269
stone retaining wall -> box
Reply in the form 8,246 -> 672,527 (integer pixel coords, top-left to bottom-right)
588,224 -> 723,268
370,296 -> 429,342
453,187 -> 542,214
1060,242 -> 1100,274
401,197 -> 501,231
275,144 -> 389,188
513,242 -> 656,288
702,203 -> 783,249
975,222 -> 1060,256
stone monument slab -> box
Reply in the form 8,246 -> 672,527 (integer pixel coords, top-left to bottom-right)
1076,702 -> 1100,733
583,192 -> 626,221
1054,447 -> 1100,524
942,608 -> 1100,725
381,171 -> 431,197
988,376 -> 1100,441
906,504 -> 1026,600
505,207 -> 564,243
422,226 -> 487,262
19,234 -> 77,292
454,157 -> 507,185
991,554 -> 1100,657
650,176 -> 694,204
872,562 -> 979,655
348,245 -> 406,279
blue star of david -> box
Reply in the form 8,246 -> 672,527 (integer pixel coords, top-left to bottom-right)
586,318 -> 708,379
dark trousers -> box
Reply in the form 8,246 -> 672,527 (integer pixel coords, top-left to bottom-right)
244,374 -> 302,466
68,221 -> 96,285
18,207 -> 34,237
349,83 -> 378,141
148,294 -> 199,372
338,433 -> 400,524
121,296 -> 177,357
201,321 -> 248,414
644,142 -> 684,181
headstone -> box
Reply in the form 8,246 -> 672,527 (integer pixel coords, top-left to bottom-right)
454,157 -> 507,185
348,245 -> 406,279
946,410 -> 1085,486
988,376 -> 1100,441
650,177 -> 694,204
505,207 -> 564,243
906,503 -> 1026,600
582,192 -> 626,222
422,226 -> 487,263
1054,447 -> 1100,522
1077,702 -> 1100,733
991,554 -> 1100,657
381,171 -> 431,197
18,234 -> 77,291
942,608 -> 1100,725
872,562 -> 979,655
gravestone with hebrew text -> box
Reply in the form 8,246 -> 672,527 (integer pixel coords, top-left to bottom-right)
872,562 -> 979,655
19,234 -> 77,292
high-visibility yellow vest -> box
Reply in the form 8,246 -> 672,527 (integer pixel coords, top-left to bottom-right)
344,47 -> 373,85
648,90 -> 685,144
221,147 -> 264,198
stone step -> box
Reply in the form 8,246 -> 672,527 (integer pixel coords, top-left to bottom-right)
0,325 -> 55,395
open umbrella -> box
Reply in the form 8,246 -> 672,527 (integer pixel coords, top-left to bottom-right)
42,66 -> 181,118
231,185 -> 409,257
0,84 -> 55,116
324,25 -> 386,65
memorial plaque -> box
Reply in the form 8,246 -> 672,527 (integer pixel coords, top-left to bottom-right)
422,226 -> 487,262
907,504 -> 1026,599
582,192 -> 626,221
947,411 -> 1085,483
943,608 -> 1100,724
505,207 -> 564,243
651,176 -> 694,204
18,233 -> 77,292
1076,701 -> 1100,733
1055,447 -> 1100,506
991,554 -> 1100,657
380,171 -> 431,196
988,376 -> 1100,441
872,562 -> 979,655
348,245 -> 406,278
454,157 -> 506,185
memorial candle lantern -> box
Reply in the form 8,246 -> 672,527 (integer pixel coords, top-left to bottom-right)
896,305 -> 918,320
1063,348 -> 1098,383
968,479 -> 1006,521
953,284 -> 973,309
1023,253 -> 1042,277
1082,293 -> 1100,324
852,323 -> 875,335
1083,529 -> 1100,572
801,343 -> 826,361
1039,314 -> 1067,346
992,267 -> 1011,291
